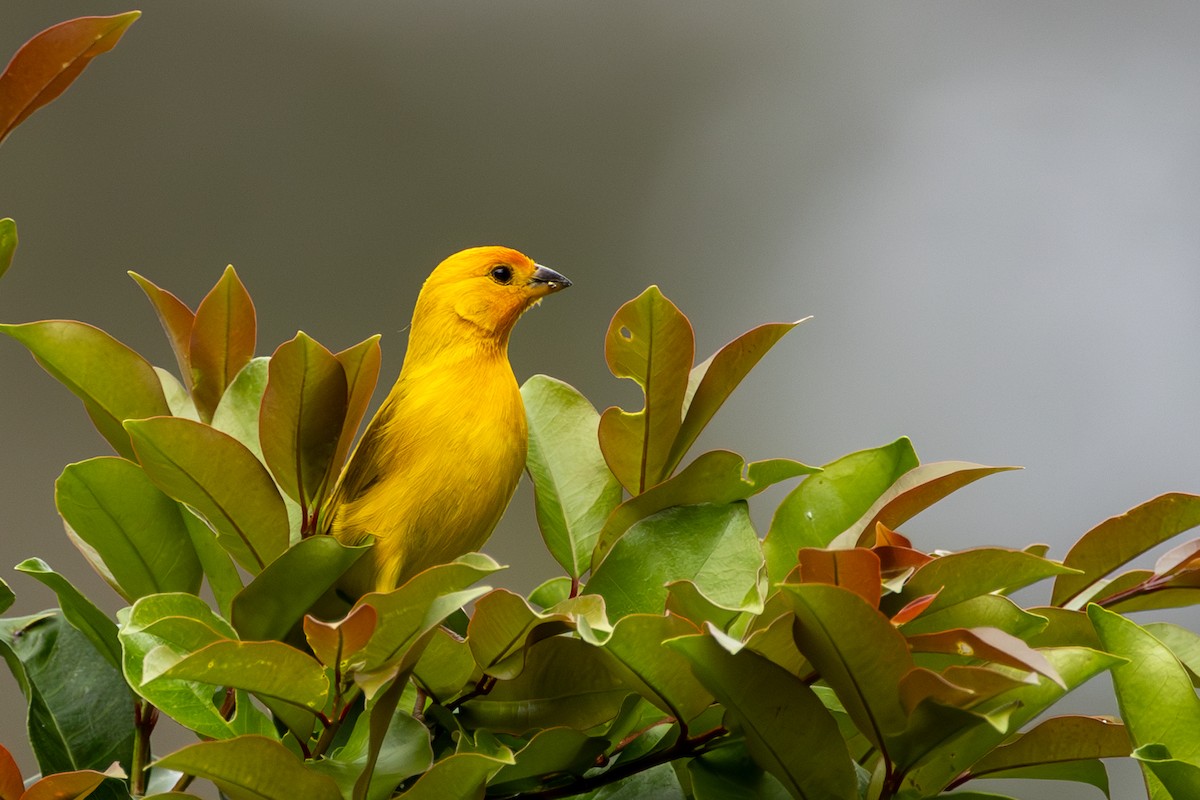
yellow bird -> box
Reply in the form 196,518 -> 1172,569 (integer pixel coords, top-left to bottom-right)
322,246 -> 571,596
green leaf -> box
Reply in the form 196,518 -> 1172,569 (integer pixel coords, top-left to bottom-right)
782,583 -> 913,752
156,367 -> 199,420
669,625 -> 857,800
1133,744 -> 1200,799
0,218 -> 16,282
669,320 -> 806,477
829,461 -> 1020,549
896,549 -> 1076,614
1089,605 -> 1200,788
260,332 -> 348,511
152,736 -> 342,800
488,727 -> 610,795
394,751 -> 513,800
231,536 -> 367,641
179,507 -> 242,619
687,740 -> 793,800
0,576 -> 12,614
118,593 -> 274,739
967,715 -> 1129,793
211,358 -> 271,460
586,502 -> 764,620
1053,493 -> 1200,608
528,576 -> 573,609
55,456 -> 203,602
602,613 -> 712,723
592,450 -> 815,571
0,612 -> 133,776
598,286 -> 695,494
764,437 -> 919,581
898,647 -> 1122,797
467,589 -> 606,679
129,271 -> 195,392
457,636 -> 629,733
898,595 -> 1049,640
522,375 -> 623,578
0,12 -> 141,143
14,558 -> 120,669
593,763 -> 685,799
189,265 -> 256,422
1144,622 -> 1200,686
331,335 -> 382,478
412,626 -> 474,701
309,707 -> 431,800
125,416 -> 289,573
0,320 -> 170,459
154,640 -> 329,713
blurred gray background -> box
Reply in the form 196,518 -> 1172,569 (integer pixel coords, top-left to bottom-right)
2,3 -> 1199,797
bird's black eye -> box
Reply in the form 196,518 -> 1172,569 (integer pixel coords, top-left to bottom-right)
490,265 -> 513,284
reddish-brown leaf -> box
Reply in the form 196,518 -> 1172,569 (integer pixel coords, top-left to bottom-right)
890,592 -> 938,626
0,12 -> 140,143
130,271 -> 195,389
190,265 -> 256,421
0,745 -> 22,800
873,521 -> 913,549
304,603 -> 377,669
874,545 -> 934,578
796,547 -> 882,608
906,626 -> 1064,687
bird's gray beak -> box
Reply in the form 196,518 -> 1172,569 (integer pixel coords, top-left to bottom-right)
529,264 -> 572,293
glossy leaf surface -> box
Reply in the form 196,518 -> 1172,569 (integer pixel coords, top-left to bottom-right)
152,736 -> 341,800
189,265 -> 256,421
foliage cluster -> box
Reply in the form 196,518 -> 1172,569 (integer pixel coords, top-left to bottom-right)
6,12 -> 1200,800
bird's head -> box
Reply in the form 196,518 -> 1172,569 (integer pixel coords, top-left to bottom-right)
413,246 -> 571,345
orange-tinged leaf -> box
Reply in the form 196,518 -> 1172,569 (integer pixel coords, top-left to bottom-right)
667,319 -> 806,475
890,592 -> 938,626
331,335 -> 382,476
873,521 -> 913,549
260,332 -> 348,510
304,604 -> 377,669
0,745 -> 21,800
598,286 -> 694,494
906,626 -> 1064,687
22,763 -> 125,800
130,271 -> 195,389
1053,492 -> 1200,608
831,461 -> 1020,548
796,547 -> 882,608
0,12 -> 140,143
190,265 -> 256,421
874,545 -> 934,578
0,320 -> 170,459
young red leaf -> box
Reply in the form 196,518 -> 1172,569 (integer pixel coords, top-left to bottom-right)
129,271 -> 196,390
795,547 -> 882,609
906,627 -> 1064,687
0,744 -> 22,800
304,603 -> 377,670
1052,492 -> 1200,608
190,265 -> 256,421
890,592 -> 939,626
597,286 -> 695,494
330,334 -> 382,476
21,764 -> 126,800
0,12 -> 140,143
874,521 -> 913,549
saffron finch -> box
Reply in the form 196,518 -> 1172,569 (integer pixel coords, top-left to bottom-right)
323,246 -> 571,595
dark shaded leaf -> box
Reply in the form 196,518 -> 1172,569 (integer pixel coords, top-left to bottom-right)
395,751 -> 513,800
14,558 -> 120,669
0,13 -> 140,143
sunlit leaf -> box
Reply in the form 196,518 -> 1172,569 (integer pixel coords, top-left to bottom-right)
152,736 -> 342,800
587,502 -> 763,620
899,595 -> 1049,640
966,715 -> 1129,791
125,417 -> 288,573
154,640 -> 329,713
601,613 -> 710,723
232,536 -> 367,641
119,593 -> 274,739
896,548 -> 1075,613
1053,493 -> 1200,608
0,320 -> 169,459
764,437 -> 919,582
830,461 -> 1019,549
468,589 -> 606,680
0,218 -> 16,282
211,358 -> 270,459
55,456 -> 203,602
592,450 -> 814,571
260,332 -> 348,512
1133,744 -> 1200,799
130,271 -> 195,390
522,375 -> 623,578
189,265 -> 256,422
0,12 -> 140,143
664,579 -> 748,633
598,286 -> 695,494
669,625 -> 857,799
14,558 -> 120,670
0,612 -> 133,776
